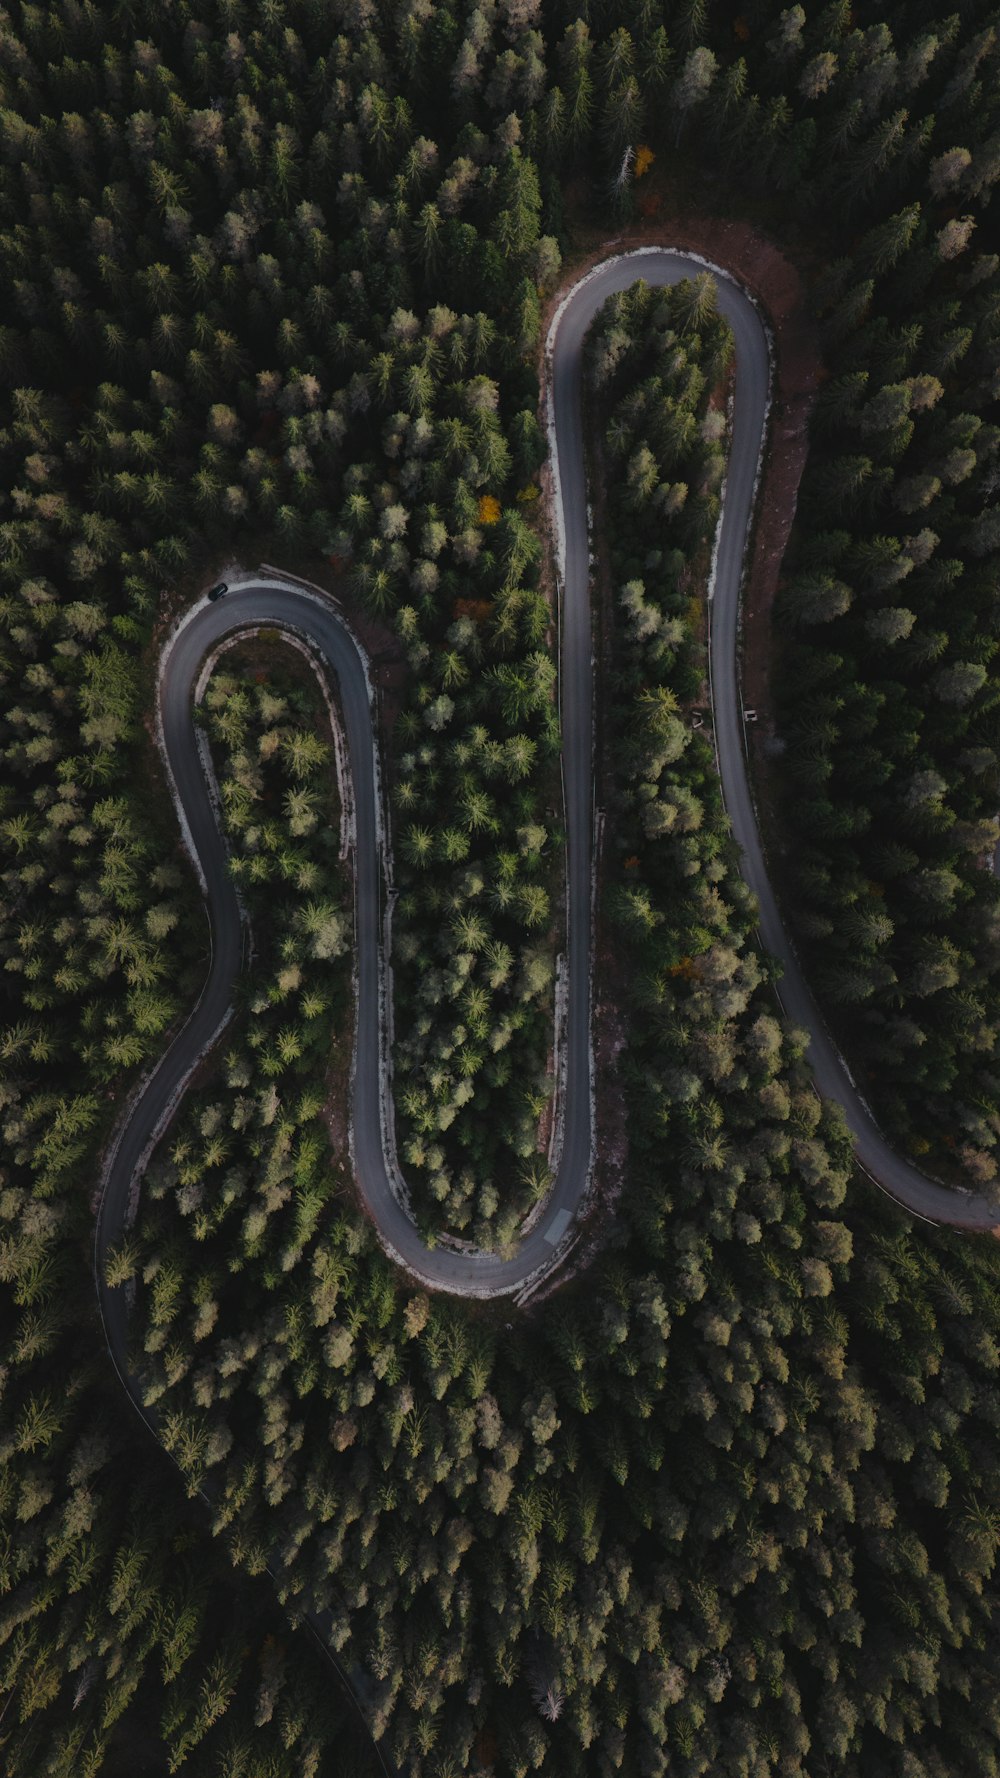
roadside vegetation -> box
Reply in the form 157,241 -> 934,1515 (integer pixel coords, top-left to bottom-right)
3,1 -> 1000,1775
775,206 -> 1000,1179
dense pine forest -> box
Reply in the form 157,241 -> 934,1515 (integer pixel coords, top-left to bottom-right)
3,0 -> 1000,1774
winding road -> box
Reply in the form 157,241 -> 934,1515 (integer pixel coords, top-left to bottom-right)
96,247 -> 1000,1366
92,240 -> 1000,1764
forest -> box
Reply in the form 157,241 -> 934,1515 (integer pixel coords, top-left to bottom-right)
2,0 -> 1000,1774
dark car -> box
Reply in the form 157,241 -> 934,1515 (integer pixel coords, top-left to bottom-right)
208,581 -> 228,601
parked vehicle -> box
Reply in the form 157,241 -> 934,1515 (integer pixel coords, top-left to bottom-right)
208,582 -> 228,601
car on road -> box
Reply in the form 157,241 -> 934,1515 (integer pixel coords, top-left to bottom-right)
208,581 -> 228,601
